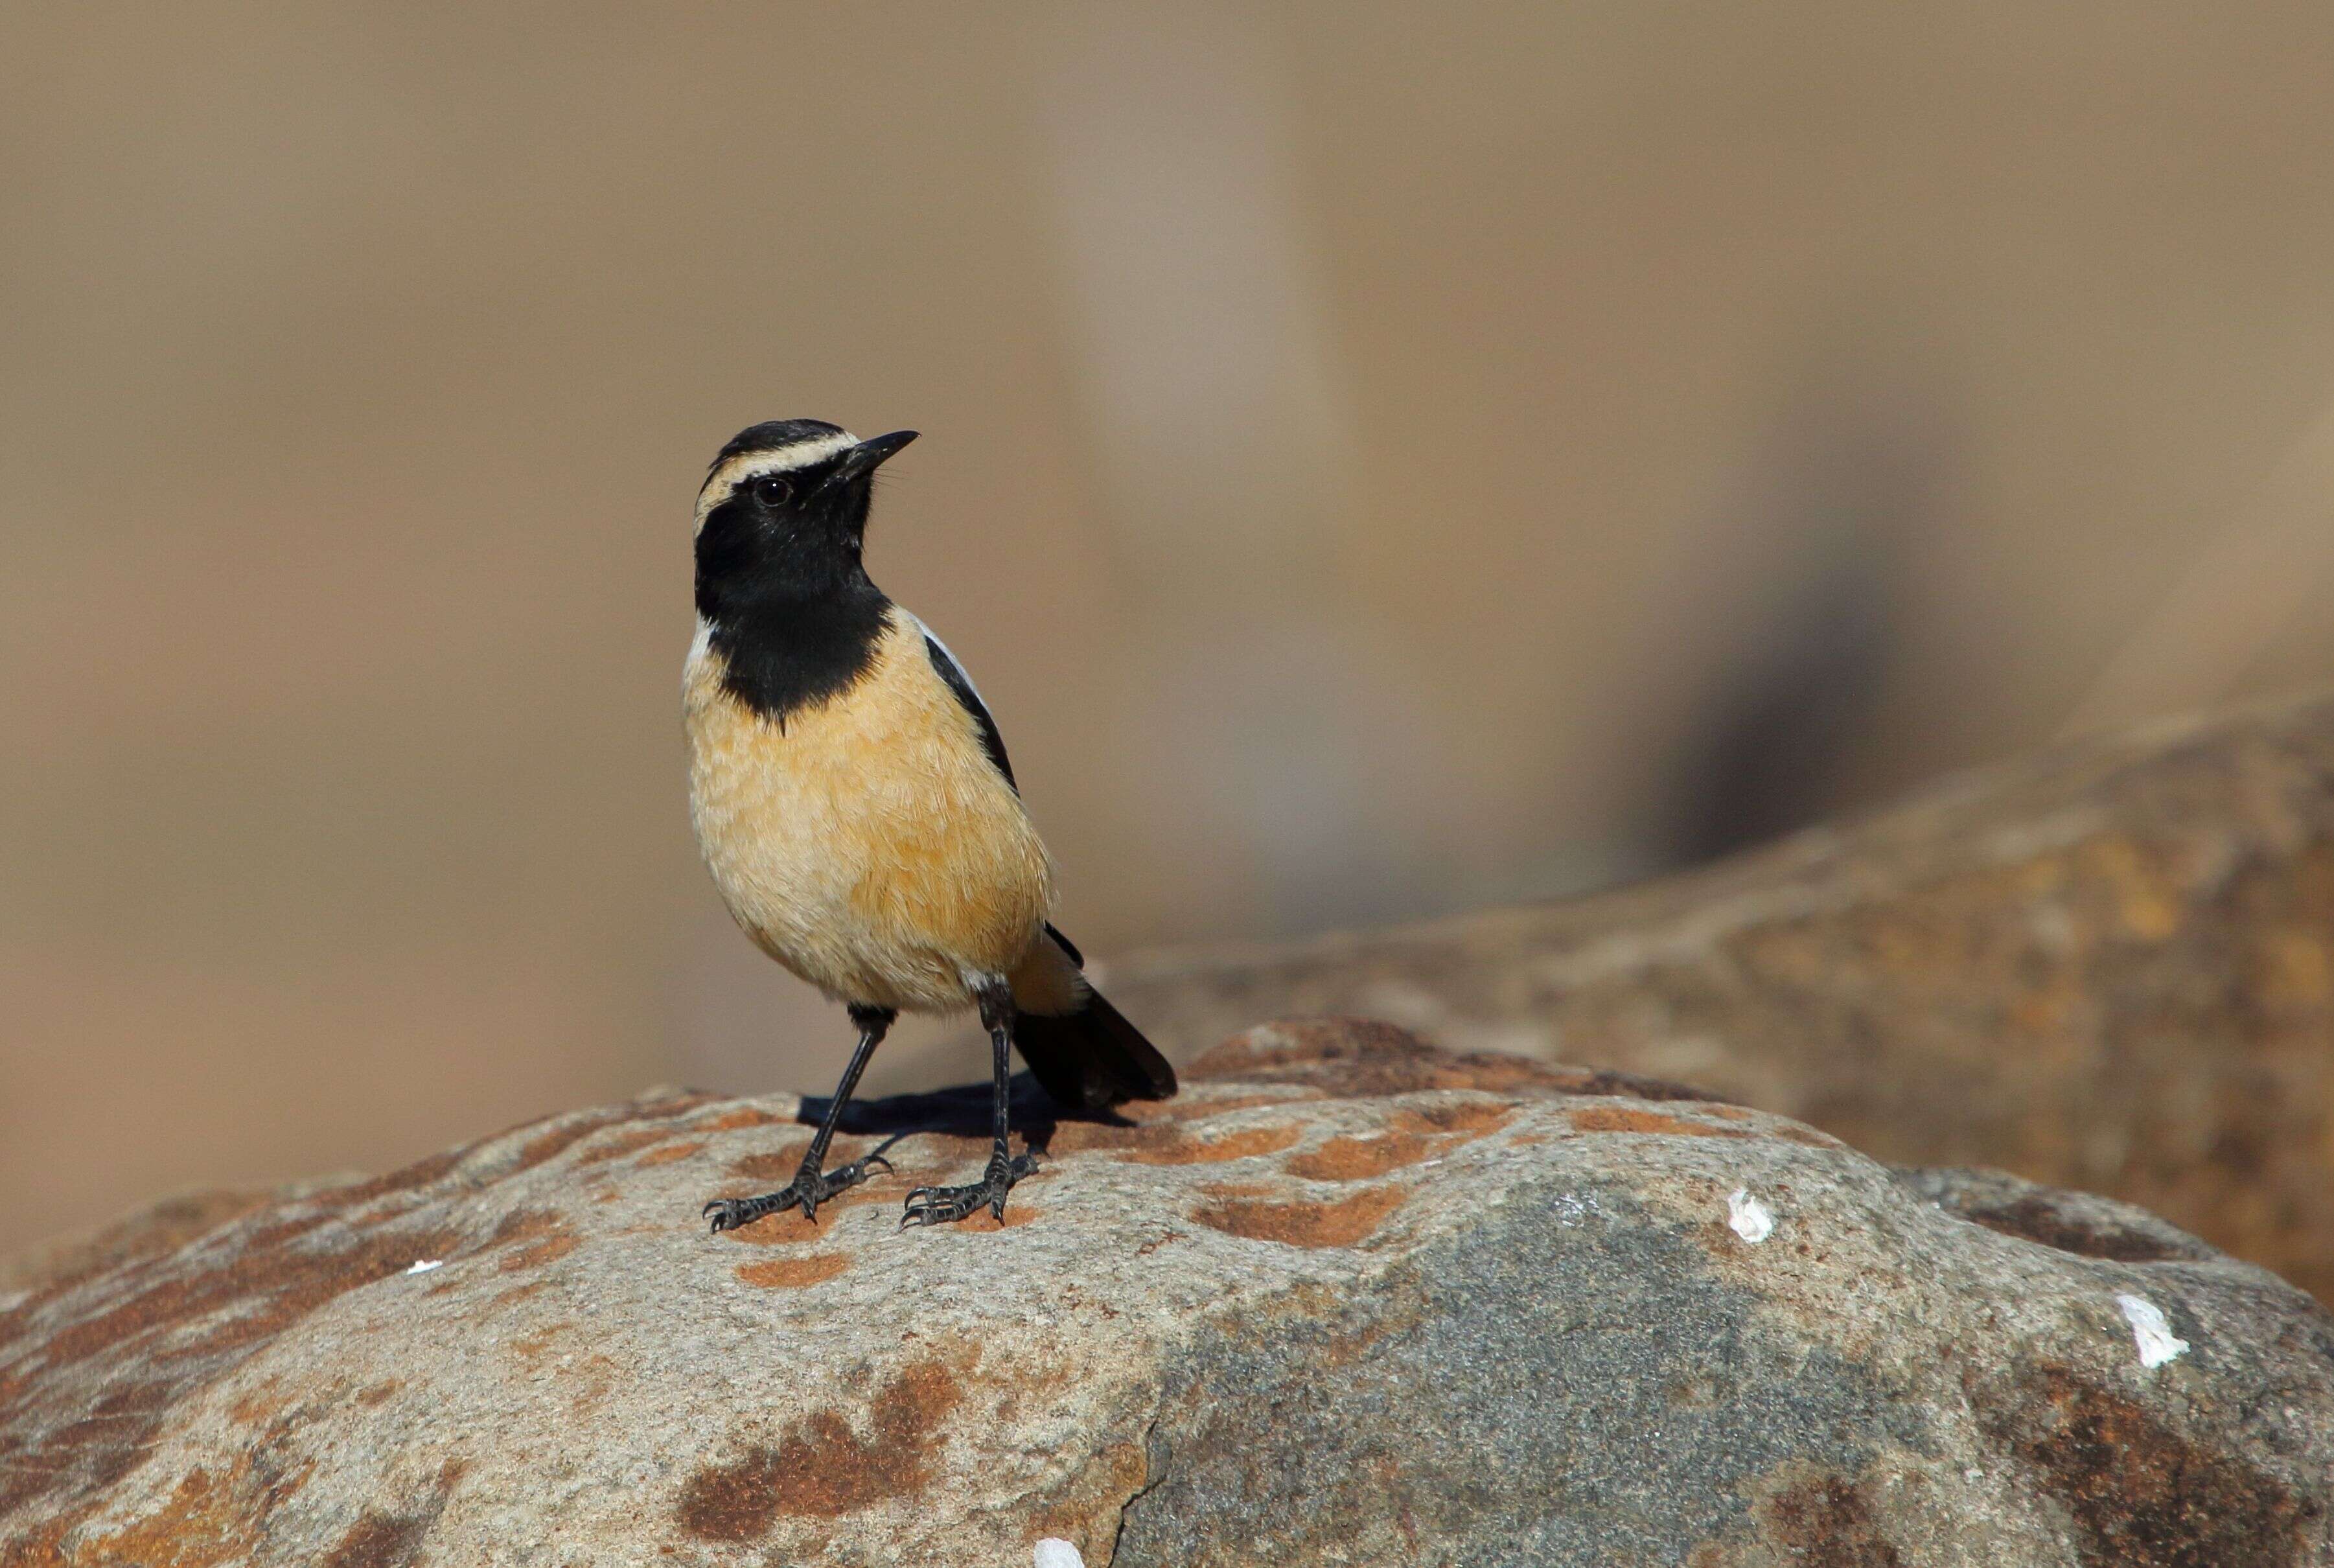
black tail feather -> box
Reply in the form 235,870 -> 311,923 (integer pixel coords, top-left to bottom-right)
1014,986 -> 1177,1114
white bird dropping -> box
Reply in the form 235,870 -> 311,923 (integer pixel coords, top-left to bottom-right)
1727,1188 -> 1775,1244
1034,1539 -> 1086,1568
2116,1293 -> 2190,1368
404,1259 -> 443,1276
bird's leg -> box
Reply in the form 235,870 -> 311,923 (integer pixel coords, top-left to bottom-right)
901,980 -> 1036,1228
704,1004 -> 896,1232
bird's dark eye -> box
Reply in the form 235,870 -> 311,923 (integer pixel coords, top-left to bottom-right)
750,474 -> 794,507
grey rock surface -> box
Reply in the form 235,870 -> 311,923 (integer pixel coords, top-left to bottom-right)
4,1019 -> 2331,1565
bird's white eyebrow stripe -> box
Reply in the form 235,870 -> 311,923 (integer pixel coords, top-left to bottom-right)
720,435 -> 857,481
695,434 -> 861,529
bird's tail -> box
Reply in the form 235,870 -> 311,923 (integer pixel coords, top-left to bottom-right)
1015,986 -> 1178,1114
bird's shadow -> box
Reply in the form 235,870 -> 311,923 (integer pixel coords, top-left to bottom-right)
795,1071 -> 1131,1158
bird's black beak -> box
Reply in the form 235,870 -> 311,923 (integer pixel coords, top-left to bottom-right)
828,430 -> 918,485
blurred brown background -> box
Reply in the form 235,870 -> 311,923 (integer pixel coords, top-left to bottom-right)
8,2 -> 2334,1260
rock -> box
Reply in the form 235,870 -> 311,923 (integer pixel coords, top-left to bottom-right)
1105,691 -> 2334,1302
6,1022 -> 2333,1565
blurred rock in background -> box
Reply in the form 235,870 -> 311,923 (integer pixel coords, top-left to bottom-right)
1112,693 -> 2334,1302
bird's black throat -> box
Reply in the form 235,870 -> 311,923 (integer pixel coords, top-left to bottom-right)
695,478 -> 891,728
702,584 -> 892,728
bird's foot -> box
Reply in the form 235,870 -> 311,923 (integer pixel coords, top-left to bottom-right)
899,1147 -> 1037,1228
703,1151 -> 892,1233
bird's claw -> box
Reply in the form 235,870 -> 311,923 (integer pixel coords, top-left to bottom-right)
899,1149 -> 1037,1229
702,1152 -> 894,1233
704,1196 -> 774,1234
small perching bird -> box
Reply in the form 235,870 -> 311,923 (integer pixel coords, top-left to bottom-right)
686,419 -> 1177,1231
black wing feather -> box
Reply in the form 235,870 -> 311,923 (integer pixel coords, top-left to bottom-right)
923,632 -> 1016,792
917,628 -> 1179,1109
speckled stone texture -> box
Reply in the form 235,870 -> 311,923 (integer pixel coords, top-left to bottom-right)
5,1021 -> 2332,1565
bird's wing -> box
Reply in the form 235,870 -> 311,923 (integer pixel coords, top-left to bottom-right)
914,622 -> 1090,982
916,620 -> 1017,792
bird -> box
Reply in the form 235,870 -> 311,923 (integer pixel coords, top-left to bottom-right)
685,419 -> 1177,1232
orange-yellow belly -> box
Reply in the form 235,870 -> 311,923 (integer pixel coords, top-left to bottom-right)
684,612 -> 1055,1013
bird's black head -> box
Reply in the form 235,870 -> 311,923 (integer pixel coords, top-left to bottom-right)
693,420 -> 918,617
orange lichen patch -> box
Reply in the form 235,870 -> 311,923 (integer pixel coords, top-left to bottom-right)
486,1208 -> 562,1247
489,1210 -> 581,1272
1398,1099 -> 1517,1136
675,1359 -> 962,1538
635,1140 -> 706,1167
319,1506 -> 430,1567
1282,1099 -> 1515,1180
950,1205 -> 1041,1232
1285,1130 -> 1437,1181
1042,1120 -> 1139,1156
564,1352 -> 623,1418
329,1149 -> 466,1208
317,1459 -> 465,1568
49,1462 -> 258,1568
713,1188 -> 890,1245
691,1105 -> 789,1134
576,1127 -> 679,1166
502,1230 -> 578,1271
727,1143 -> 815,1182
1972,1363 -> 2308,1565
491,1279 -> 551,1311
514,1110 -> 636,1172
1194,1184 -> 1409,1248
510,1323 -> 574,1363
735,1254 -> 852,1289
225,1378 -> 290,1427
499,1094 -> 710,1173
1567,1106 -> 1751,1139
1045,1103 -> 1302,1159
237,1212 -> 336,1253
0,1518 -> 70,1565
1761,1475 -> 1904,1565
